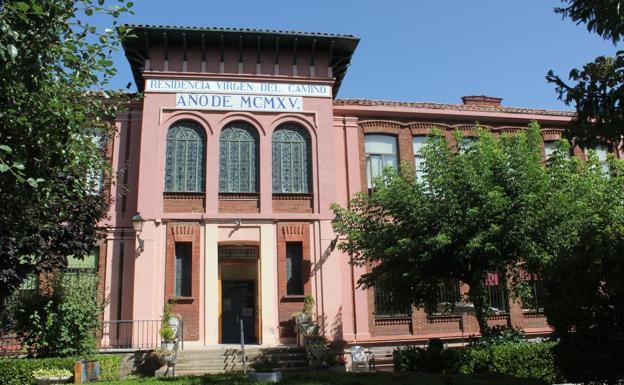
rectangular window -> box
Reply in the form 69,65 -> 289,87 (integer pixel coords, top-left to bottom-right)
459,137 -> 476,154
436,279 -> 461,310
523,278 -> 546,311
585,144 -> 610,174
485,270 -> 509,313
374,285 -> 411,318
412,136 -> 427,182
175,242 -> 192,297
365,134 -> 398,188
286,242 -> 303,295
544,141 -> 557,160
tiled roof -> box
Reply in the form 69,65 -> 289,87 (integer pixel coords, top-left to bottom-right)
123,24 -> 358,39
334,99 -> 576,117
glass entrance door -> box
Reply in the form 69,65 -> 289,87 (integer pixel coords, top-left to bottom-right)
221,280 -> 256,344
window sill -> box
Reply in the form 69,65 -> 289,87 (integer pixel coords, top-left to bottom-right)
281,295 -> 306,302
169,296 -> 195,304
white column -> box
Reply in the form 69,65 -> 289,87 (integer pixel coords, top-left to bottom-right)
204,223 -> 219,345
260,223 -> 279,345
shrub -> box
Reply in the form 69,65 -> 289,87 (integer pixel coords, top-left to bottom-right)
394,340 -> 461,374
6,273 -> 103,357
460,341 -> 558,383
0,354 -> 121,385
469,325 -> 525,347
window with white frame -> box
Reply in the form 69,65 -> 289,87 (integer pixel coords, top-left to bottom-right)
544,141 -> 557,160
585,144 -> 610,174
365,134 -> 398,189
412,136 -> 427,182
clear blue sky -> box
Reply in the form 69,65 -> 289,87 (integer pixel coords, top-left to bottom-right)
101,0 -> 618,110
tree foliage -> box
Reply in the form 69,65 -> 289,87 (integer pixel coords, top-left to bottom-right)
6,273 -> 103,357
539,145 -> 624,384
332,123 -> 550,335
0,0 -> 133,301
555,0 -> 624,44
547,0 -> 624,145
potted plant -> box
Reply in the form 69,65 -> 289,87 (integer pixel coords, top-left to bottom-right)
293,295 -> 315,326
307,336 -> 329,361
160,301 -> 177,349
32,368 -> 72,385
153,347 -> 177,366
248,355 -> 282,383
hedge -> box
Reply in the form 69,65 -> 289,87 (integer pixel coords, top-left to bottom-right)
394,341 -> 559,384
460,341 -> 559,383
0,354 -> 122,385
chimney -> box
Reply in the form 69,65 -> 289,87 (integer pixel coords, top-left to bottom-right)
461,95 -> 503,107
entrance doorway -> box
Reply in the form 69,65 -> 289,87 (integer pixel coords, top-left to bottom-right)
221,281 -> 256,343
218,245 -> 259,344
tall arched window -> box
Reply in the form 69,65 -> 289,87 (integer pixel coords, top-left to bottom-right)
272,124 -> 311,193
164,120 -> 206,192
219,122 -> 259,193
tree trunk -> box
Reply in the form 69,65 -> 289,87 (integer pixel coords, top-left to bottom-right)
467,280 -> 490,337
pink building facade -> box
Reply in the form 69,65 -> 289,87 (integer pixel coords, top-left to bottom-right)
97,25 -> 599,350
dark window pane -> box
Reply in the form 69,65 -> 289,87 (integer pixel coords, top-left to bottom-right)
374,285 -> 411,318
286,242 -> 303,295
175,243 -> 192,297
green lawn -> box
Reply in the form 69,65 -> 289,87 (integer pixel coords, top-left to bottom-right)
102,371 -> 547,385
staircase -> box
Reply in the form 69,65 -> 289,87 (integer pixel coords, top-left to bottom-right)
161,346 -> 308,376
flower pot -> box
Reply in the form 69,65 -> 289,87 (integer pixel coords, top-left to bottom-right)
161,341 -> 175,350
248,371 -> 282,383
34,376 -> 72,385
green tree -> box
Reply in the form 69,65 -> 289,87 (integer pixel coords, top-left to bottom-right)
539,142 -> 624,384
547,0 -> 624,145
332,123 -> 549,336
0,1 -> 133,302
6,272 -> 103,357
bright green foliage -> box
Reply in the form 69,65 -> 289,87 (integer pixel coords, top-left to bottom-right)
6,273 -> 103,357
0,354 -> 121,385
0,0 -> 134,302
459,342 -> 558,384
332,123 -> 549,335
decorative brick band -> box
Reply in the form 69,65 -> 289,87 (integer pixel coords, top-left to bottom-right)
426,315 -> 462,324
375,317 -> 412,326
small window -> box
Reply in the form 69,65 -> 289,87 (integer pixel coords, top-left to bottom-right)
585,144 -> 610,174
286,242 -> 304,295
412,136 -> 427,182
544,141 -> 557,160
365,135 -> 398,188
485,270 -> 509,313
523,278 -> 546,312
459,137 -> 476,154
175,243 -> 192,297
374,285 -> 411,318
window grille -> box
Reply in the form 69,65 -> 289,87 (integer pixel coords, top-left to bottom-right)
164,121 -> 206,192
374,286 -> 411,318
219,122 -> 259,193
272,124 -> 311,193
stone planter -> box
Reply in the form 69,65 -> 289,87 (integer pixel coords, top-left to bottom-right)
248,371 -> 282,383
161,341 -> 175,350
33,376 -> 72,385
310,347 -> 329,360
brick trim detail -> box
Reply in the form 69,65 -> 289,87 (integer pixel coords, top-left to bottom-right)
163,192 -> 205,213
276,222 -> 311,341
165,223 -> 201,341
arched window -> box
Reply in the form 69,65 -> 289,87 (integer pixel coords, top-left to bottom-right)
272,124 -> 311,193
219,122 -> 259,193
164,120 -> 206,192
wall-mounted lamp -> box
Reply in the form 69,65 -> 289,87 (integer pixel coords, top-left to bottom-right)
330,213 -> 343,251
131,213 -> 145,253
234,218 -> 242,230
